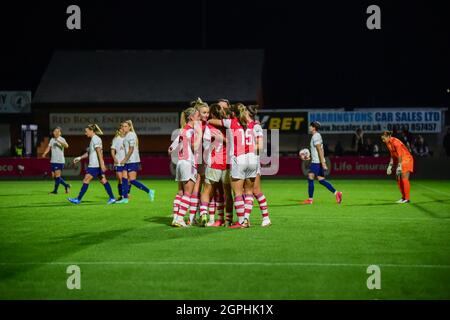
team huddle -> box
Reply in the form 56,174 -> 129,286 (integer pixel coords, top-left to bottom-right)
168,99 -> 270,228
42,99 -> 415,229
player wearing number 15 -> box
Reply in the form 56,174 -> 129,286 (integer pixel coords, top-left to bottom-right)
381,131 -> 414,203
209,103 -> 257,228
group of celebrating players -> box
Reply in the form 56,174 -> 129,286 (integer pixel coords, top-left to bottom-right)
42,98 -> 415,229
168,98 -> 271,228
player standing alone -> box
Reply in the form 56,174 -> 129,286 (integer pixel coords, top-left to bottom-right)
42,127 -> 71,194
301,121 -> 343,204
381,131 -> 414,203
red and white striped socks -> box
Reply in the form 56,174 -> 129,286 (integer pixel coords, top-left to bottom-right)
215,194 -> 225,222
189,192 -> 199,224
177,193 -> 191,222
208,198 -> 216,223
244,194 -> 254,221
234,195 -> 245,224
173,193 -> 182,219
200,201 -> 208,217
255,192 -> 270,220
176,192 -> 269,225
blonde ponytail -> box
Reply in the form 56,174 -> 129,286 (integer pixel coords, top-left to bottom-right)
180,111 -> 186,128
181,107 -> 197,128
87,123 -> 103,135
123,120 -> 138,146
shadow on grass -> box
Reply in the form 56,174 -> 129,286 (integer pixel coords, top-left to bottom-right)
270,203 -> 302,208
410,196 -> 450,219
142,216 -> 231,239
145,215 -> 173,227
345,198 -> 450,209
266,199 -> 307,208
0,228 -> 134,281
345,197 -> 450,219
0,201 -> 107,210
48,228 -> 134,246
0,191 -> 51,197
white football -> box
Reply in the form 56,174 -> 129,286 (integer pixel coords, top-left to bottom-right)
299,148 -> 310,160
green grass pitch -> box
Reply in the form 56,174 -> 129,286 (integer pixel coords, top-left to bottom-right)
0,178 -> 449,299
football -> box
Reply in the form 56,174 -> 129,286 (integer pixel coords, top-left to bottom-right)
299,148 -> 310,160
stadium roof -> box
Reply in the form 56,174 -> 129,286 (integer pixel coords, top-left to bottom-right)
33,50 -> 263,104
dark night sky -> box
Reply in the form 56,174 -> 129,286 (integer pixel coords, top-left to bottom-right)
0,0 -> 448,107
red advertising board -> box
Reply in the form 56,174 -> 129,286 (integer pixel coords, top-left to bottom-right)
273,156 -> 389,177
0,157 -> 173,177
0,158 -> 50,177
328,156 -> 389,176
0,156 -> 390,178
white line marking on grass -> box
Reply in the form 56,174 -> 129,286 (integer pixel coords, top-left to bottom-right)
1,261 -> 450,269
415,183 -> 450,197
291,216 -> 450,222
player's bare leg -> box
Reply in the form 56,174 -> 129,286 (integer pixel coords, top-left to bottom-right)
223,181 -> 234,226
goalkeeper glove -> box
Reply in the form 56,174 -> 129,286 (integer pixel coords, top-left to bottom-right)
396,164 -> 402,177
386,163 -> 393,175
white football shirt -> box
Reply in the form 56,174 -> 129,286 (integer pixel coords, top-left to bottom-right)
88,135 -> 103,168
124,131 -> 140,163
111,136 -> 126,164
310,132 -> 323,164
49,137 -> 66,164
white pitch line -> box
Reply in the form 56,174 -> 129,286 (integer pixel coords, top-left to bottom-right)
1,261 -> 450,269
284,216 -> 449,222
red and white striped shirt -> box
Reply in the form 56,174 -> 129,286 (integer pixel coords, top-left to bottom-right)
178,124 -> 196,166
203,123 -> 227,170
222,118 -> 256,157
